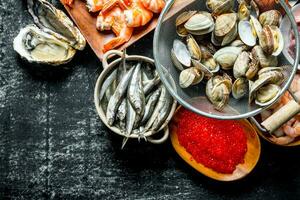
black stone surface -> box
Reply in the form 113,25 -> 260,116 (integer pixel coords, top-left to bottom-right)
1,0 -> 300,199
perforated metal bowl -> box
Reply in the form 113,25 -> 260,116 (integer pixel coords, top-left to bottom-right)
154,0 -> 300,120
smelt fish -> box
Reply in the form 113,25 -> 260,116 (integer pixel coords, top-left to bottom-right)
106,67 -> 135,126
144,75 -> 161,95
121,99 -> 137,149
99,69 -> 118,101
128,63 -> 145,115
141,88 -> 161,124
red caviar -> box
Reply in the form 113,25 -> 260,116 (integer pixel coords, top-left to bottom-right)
177,108 -> 247,174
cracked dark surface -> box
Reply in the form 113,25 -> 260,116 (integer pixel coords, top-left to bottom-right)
0,0 -> 300,199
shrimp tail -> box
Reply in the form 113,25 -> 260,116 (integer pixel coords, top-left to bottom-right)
62,0 -> 74,6
103,37 -> 127,52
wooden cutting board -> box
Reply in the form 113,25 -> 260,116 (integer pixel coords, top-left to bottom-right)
60,0 -> 196,60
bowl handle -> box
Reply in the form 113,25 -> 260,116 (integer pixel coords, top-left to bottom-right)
102,50 -> 126,68
147,127 -> 169,144
260,91 -> 300,133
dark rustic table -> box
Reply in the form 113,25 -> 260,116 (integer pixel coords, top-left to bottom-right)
1,0 -> 300,199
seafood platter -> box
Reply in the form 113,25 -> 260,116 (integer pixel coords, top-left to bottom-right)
11,0 -> 300,181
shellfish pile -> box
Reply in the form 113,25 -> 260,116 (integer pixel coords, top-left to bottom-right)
171,0 -> 289,111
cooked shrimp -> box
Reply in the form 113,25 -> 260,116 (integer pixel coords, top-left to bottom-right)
282,119 -> 300,138
97,7 -> 133,52
124,0 -> 153,27
86,0 -> 105,12
269,135 -> 295,145
101,0 -> 128,14
141,0 -> 165,13
62,0 -> 74,6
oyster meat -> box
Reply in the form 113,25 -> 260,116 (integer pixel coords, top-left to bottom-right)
13,25 -> 76,65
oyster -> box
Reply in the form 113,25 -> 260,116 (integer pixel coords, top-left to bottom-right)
28,0 -> 86,50
179,67 -> 204,88
259,10 -> 281,27
206,74 -> 232,110
172,40 -> 191,68
13,25 -> 76,65
251,45 -> 278,68
184,13 -> 214,35
213,46 -> 242,70
255,84 -> 281,106
233,51 -> 250,78
232,78 -> 249,99
186,34 -> 202,60
259,25 -> 284,56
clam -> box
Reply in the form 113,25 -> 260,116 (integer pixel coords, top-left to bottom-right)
200,45 -> 213,59
172,40 -> 191,68
176,11 -> 197,37
255,84 -> 281,106
202,58 -> 220,73
206,74 -> 232,110
211,32 -> 222,46
259,10 -> 281,27
250,0 -> 260,17
28,0 -> 86,50
250,15 -> 263,39
213,46 -> 242,70
251,45 -> 278,68
192,59 -> 219,77
232,78 -> 249,99
215,13 -> 237,37
249,69 -> 284,103
245,55 -> 259,80
179,67 -> 204,88
221,23 -> 238,46
184,13 -> 214,35
238,0 -> 250,21
233,51 -> 250,78
206,0 -> 235,16
171,49 -> 185,71
13,24 -> 76,65
230,39 -> 250,51
259,25 -> 284,56
186,34 -> 202,60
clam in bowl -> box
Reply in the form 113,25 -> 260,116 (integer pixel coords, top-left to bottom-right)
153,0 -> 300,120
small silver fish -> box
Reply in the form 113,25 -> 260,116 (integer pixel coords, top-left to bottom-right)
121,99 -> 137,149
106,67 -> 135,126
99,69 -> 118,101
141,88 -> 161,124
128,63 -> 145,115
117,99 -> 126,121
144,86 -> 169,132
143,75 -> 160,95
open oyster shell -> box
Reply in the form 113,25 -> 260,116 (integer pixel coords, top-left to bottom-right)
27,0 -> 86,50
13,24 -> 76,66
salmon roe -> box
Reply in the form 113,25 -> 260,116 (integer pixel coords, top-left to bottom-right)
177,108 -> 247,174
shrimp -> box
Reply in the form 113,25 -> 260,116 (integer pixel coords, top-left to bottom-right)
86,0 -> 105,12
283,119 -> 300,138
101,0 -> 129,14
141,0 -> 165,13
62,0 -> 74,6
270,135 -> 295,145
97,7 -> 133,52
124,0 -> 153,27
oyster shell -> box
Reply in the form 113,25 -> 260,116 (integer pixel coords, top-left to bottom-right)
13,24 -> 76,65
184,13 -> 214,35
213,46 -> 242,70
179,67 -> 204,88
28,0 -> 86,50
233,51 -> 250,78
259,10 -> 281,27
255,84 -> 281,106
232,78 -> 249,99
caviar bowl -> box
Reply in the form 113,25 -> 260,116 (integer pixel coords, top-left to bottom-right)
153,0 -> 300,120
169,106 -> 261,181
